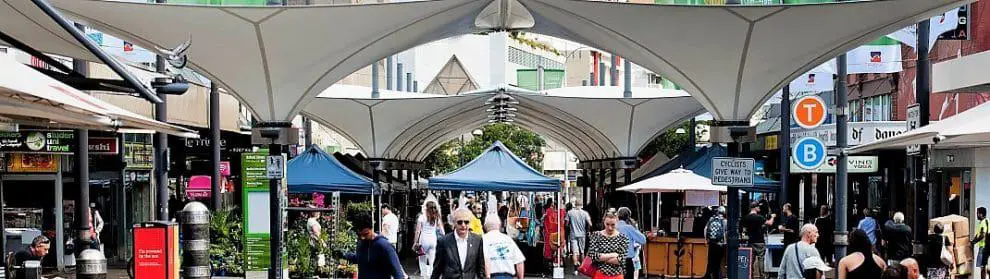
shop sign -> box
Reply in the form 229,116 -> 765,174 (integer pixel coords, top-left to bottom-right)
220,161 -> 231,176
764,135 -> 778,150
89,137 -> 119,155
5,153 -> 58,173
184,138 -> 253,154
790,121 -> 907,147
0,130 -> 75,154
124,143 -> 153,169
790,155 -> 879,173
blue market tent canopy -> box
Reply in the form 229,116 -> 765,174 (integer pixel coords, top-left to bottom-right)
287,145 -> 375,194
429,141 -> 560,192
634,145 -> 778,192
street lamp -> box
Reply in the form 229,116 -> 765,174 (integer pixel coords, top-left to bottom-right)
460,129 -> 484,166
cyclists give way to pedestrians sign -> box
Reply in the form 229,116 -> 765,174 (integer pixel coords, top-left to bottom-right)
793,96 -> 827,129
793,137 -> 827,170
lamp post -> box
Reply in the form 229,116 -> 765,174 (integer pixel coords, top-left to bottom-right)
459,129 -> 484,166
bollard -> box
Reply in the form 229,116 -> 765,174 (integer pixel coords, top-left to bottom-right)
77,249 -> 107,279
181,202 -> 211,278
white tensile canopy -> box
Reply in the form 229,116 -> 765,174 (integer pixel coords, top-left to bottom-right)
0,55 -> 197,136
33,0 -> 969,123
847,101 -> 990,153
617,168 -> 726,194
302,84 -> 702,161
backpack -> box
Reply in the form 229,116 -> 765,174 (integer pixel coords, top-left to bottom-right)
706,216 -> 725,244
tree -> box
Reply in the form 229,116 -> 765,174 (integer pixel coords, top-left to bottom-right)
421,123 -> 546,177
638,120 -> 710,162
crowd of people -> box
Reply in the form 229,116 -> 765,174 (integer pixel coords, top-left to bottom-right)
326,191 -> 657,279
724,200 -> 974,279
324,192 -> 987,279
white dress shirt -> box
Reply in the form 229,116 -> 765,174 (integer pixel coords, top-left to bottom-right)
456,232 -> 469,268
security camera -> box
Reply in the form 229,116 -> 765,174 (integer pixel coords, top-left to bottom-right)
933,135 -> 946,144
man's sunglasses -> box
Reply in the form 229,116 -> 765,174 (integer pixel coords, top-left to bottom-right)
456,220 -> 471,225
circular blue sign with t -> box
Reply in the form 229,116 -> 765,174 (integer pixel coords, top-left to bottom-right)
792,137 -> 827,170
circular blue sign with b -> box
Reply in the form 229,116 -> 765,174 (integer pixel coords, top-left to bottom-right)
792,137 -> 826,170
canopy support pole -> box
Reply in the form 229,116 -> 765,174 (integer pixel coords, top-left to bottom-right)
835,52 -> 850,260
780,85 -> 790,209
210,82 -> 222,210
726,142 -> 741,279
30,0 -> 161,103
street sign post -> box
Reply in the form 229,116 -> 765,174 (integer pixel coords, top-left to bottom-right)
906,104 -> 922,155
793,96 -> 828,129
266,155 -> 284,179
712,157 -> 755,187
793,137 -> 827,170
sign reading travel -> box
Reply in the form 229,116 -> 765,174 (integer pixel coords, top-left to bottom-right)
793,96 -> 828,129
266,155 -> 284,179
790,155 -> 879,173
712,157 -> 754,187
793,137 -> 827,170
0,130 -> 76,154
906,104 -> 922,155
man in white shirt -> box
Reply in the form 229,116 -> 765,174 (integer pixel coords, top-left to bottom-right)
382,204 -> 400,249
778,224 -> 821,279
482,218 -> 525,279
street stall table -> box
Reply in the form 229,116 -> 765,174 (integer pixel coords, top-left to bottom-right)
618,168 -> 726,278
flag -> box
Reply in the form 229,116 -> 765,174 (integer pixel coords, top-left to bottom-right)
846,37 -> 902,74
886,8 -> 960,51
789,62 -> 835,93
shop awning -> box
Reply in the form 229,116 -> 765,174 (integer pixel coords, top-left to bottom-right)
303,84 -> 702,161
0,55 -> 198,137
428,141 -> 560,192
287,145 -> 375,194
38,0 -> 968,122
635,145 -> 778,192
847,101 -> 990,153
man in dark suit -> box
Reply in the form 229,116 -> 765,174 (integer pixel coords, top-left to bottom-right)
432,208 -> 486,279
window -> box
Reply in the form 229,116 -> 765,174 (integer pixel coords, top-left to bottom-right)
507,47 -> 563,70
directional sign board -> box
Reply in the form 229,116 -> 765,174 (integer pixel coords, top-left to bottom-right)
712,157 -> 754,187
793,96 -> 828,129
793,137 -> 827,170
267,155 -> 284,179
906,104 -> 921,155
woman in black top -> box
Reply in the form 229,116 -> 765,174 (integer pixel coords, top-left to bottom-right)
838,229 -> 886,279
925,223 -> 953,279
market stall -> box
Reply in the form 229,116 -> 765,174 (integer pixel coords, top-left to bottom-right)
284,145 -> 376,278
618,168 -> 726,278
626,145 -> 779,278
428,141 -> 563,276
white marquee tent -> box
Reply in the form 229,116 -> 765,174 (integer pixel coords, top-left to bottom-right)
4,0 -> 963,123
303,84 -> 703,161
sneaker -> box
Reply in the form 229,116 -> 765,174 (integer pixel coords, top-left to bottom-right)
573,270 -> 579,276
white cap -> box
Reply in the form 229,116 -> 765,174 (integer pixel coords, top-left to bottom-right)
803,257 -> 832,272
